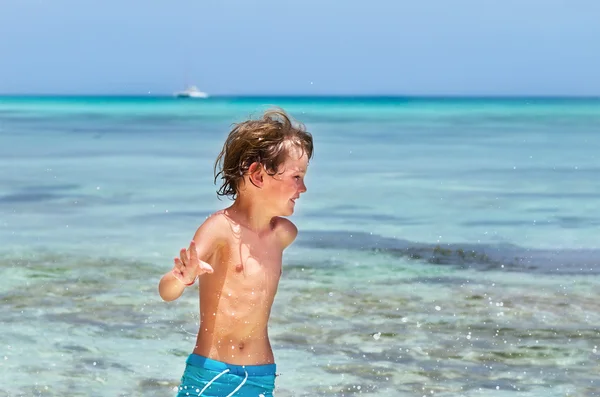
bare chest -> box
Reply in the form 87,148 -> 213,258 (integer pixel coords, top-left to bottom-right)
224,234 -> 283,282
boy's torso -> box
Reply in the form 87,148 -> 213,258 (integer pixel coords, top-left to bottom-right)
193,214 -> 284,365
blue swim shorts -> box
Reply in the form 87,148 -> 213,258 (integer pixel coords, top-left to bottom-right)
176,354 -> 276,397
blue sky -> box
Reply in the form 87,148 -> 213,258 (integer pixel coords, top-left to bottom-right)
1,0 -> 599,96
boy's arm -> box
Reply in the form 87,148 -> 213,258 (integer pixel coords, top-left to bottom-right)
158,214 -> 226,302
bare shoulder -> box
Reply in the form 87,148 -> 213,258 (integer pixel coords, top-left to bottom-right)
273,217 -> 298,249
191,211 -> 231,255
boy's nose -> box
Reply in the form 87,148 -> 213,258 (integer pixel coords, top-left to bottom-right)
300,181 -> 307,193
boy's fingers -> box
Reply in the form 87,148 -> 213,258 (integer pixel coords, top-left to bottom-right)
179,248 -> 188,266
199,261 -> 214,274
171,268 -> 183,281
189,241 -> 198,261
174,257 -> 183,270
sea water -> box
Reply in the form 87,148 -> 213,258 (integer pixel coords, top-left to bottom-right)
1,96 -> 599,396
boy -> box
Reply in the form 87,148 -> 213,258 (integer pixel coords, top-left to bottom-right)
158,108 -> 313,397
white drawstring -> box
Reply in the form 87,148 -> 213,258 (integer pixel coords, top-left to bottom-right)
193,368 -> 249,397
195,368 -> 229,395
225,369 -> 248,397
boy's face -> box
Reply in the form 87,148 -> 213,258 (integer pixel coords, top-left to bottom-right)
265,146 -> 309,217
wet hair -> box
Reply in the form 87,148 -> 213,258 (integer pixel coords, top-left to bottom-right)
214,108 -> 313,200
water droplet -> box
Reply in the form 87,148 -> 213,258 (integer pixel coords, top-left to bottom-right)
372,332 -> 381,340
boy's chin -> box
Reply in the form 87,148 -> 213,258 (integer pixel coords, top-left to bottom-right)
281,208 -> 294,217
281,204 -> 295,216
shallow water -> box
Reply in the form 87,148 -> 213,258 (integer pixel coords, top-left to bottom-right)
1,96 -> 599,396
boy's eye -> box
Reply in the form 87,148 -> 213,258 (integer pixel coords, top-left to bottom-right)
294,176 -> 301,180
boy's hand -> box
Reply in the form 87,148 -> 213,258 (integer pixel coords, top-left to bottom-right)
172,240 -> 214,286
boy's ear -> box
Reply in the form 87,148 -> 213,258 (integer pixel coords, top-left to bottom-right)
248,162 -> 264,188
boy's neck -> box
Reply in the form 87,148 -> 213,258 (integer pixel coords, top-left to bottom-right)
228,196 -> 275,233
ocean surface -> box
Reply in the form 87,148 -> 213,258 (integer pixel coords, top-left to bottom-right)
0,96 -> 599,396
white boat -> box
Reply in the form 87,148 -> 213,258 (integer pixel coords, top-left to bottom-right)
174,85 -> 209,98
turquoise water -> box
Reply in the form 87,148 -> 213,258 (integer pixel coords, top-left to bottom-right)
1,96 -> 599,396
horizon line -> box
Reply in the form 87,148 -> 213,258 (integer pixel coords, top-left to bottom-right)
2,93 -> 600,99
